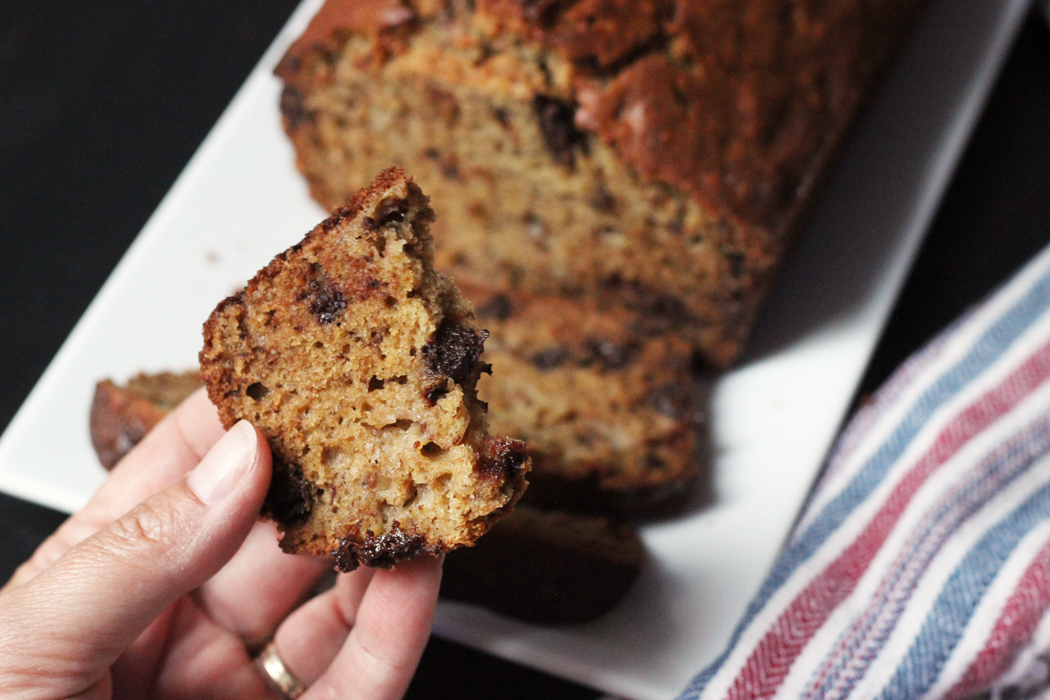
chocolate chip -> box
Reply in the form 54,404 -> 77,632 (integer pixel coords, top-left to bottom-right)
358,522 -> 431,568
531,346 -> 569,369
302,278 -> 347,324
518,0 -> 563,26
422,320 -> 487,384
279,85 -> 313,130
476,438 -> 530,480
492,106 -> 511,128
532,94 -> 587,169
263,460 -> 314,525
725,250 -> 746,278
476,293 -> 513,321
246,382 -> 270,401
334,539 -> 359,572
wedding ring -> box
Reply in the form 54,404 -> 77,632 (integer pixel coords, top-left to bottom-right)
255,640 -> 306,699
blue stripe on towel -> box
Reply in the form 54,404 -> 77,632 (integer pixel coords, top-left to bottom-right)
878,472 -> 1050,700
678,266 -> 1050,700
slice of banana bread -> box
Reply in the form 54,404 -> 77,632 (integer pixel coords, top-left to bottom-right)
466,284 -> 704,514
441,504 -> 645,624
90,371 -> 202,469
88,370 -> 644,622
200,168 -> 529,571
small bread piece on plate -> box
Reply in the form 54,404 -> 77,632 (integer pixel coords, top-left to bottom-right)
90,371 -> 202,469
441,504 -> 645,624
200,167 -> 529,571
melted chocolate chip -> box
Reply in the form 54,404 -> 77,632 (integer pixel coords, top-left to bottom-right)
476,293 -> 513,321
333,542 -> 359,572
422,320 -> 487,384
725,250 -> 747,278
338,522 -> 431,570
476,438 -> 530,480
263,460 -> 314,525
532,94 -> 588,169
304,279 -> 347,324
531,346 -> 569,369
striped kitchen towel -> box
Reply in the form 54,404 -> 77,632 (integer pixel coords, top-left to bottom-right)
679,241 -> 1050,700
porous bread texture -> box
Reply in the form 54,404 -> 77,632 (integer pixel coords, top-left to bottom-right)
87,369 -> 646,622
465,284 -> 702,513
276,0 -> 922,367
200,167 -> 529,571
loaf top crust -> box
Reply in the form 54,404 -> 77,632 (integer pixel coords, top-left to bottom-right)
278,0 -> 921,237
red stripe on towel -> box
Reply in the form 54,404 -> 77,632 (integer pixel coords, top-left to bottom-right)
943,536 -> 1050,700
724,341 -> 1050,700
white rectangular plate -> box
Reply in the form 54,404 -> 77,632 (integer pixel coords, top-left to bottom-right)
0,0 -> 1030,697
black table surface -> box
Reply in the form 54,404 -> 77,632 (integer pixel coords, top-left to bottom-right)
1,4 -> 1048,698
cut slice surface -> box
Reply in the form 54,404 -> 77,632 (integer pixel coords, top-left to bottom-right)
200,167 -> 529,571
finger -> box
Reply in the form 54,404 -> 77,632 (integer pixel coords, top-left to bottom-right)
194,519 -> 333,648
0,421 -> 269,697
111,604 -> 178,700
150,599 -> 280,700
305,556 -> 442,700
268,567 -> 378,685
5,388 -> 224,590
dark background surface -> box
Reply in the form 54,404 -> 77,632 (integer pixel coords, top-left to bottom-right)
0,3 -> 1047,698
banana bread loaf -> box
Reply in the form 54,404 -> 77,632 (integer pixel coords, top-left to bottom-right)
275,0 -> 922,367
200,168 -> 529,571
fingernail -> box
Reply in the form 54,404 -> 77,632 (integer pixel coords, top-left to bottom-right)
188,421 -> 257,504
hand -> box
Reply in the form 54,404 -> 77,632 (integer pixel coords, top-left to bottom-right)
0,388 -> 442,700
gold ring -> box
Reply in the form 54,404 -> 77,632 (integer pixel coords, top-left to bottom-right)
255,640 -> 306,699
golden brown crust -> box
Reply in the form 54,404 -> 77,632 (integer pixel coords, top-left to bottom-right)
483,0 -> 921,234
290,0 -> 919,234
200,168 -> 529,570
279,0 -> 415,69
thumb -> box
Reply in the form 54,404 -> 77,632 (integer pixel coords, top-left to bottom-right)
0,420 -> 270,695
